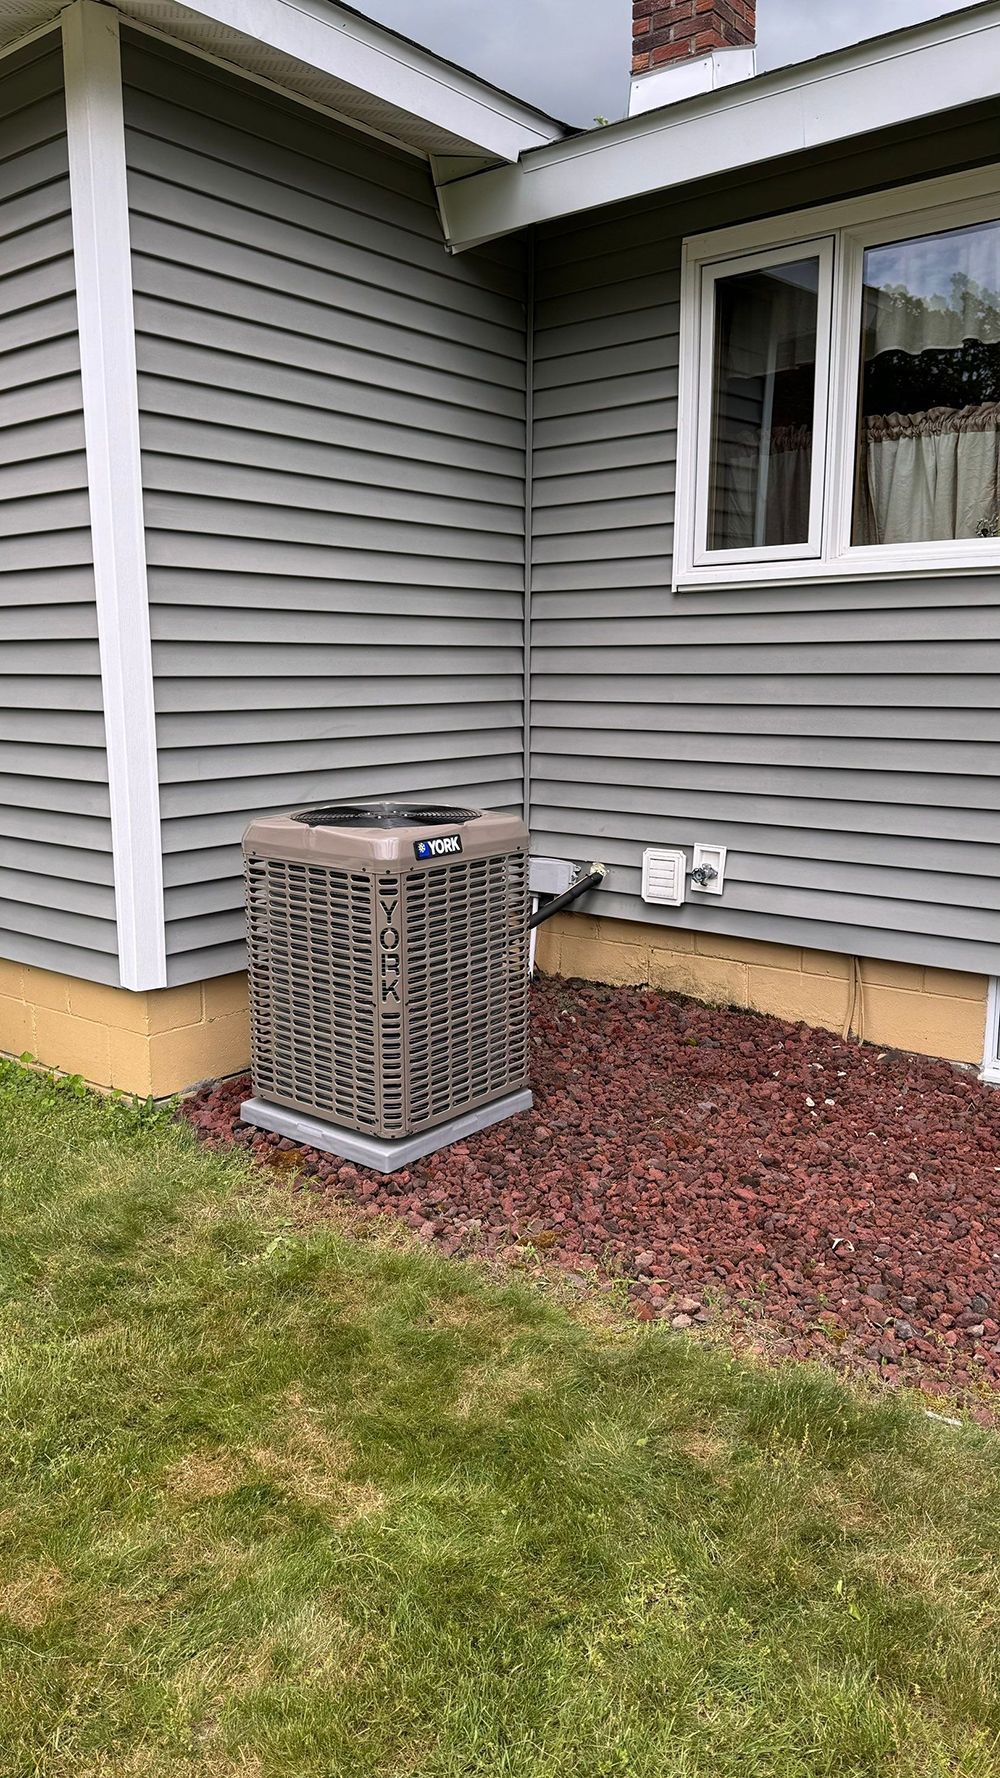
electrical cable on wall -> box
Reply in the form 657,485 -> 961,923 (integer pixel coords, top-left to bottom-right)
842,956 -> 865,1043
529,863 -> 607,931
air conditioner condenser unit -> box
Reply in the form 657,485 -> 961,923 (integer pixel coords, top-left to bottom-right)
239,802 -> 533,1173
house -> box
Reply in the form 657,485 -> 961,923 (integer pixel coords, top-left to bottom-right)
2,0 -> 1000,1097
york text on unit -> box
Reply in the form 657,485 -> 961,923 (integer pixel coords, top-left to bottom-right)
377,886 -> 401,1003
414,835 -> 463,859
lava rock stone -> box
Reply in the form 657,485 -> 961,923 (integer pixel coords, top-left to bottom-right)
180,977 -> 1000,1407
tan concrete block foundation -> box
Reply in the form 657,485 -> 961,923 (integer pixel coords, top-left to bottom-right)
0,960 -> 250,1098
535,914 -> 989,1067
0,917 -> 991,1094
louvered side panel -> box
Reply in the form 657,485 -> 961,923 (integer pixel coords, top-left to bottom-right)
0,38 -> 116,983
246,856 -> 379,1131
403,852 -> 530,1132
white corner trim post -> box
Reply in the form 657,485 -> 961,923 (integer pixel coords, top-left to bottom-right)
982,978 -> 1000,1086
62,0 -> 166,991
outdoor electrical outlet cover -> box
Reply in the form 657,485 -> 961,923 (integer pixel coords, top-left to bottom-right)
692,844 -> 727,894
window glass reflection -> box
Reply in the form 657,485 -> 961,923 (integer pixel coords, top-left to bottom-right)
854,218 -> 1000,544
707,257 -> 820,551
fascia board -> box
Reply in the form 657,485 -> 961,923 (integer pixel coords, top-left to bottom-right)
439,2 -> 1000,248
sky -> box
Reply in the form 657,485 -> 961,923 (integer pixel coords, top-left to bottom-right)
357,0 -> 978,126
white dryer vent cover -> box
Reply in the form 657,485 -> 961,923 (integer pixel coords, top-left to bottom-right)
641,848 -> 687,908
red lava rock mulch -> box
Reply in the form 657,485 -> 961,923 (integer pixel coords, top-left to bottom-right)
182,978 -> 1000,1404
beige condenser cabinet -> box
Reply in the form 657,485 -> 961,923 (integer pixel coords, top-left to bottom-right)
239,802 -> 533,1172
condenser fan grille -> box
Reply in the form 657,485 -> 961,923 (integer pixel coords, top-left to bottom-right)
292,802 -> 481,829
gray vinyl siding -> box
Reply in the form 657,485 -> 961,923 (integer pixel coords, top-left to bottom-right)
0,39 -> 117,985
121,36 -> 527,987
532,106 -> 1000,977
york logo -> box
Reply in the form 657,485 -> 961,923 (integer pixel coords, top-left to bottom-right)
376,885 -> 401,1004
414,834 -> 462,859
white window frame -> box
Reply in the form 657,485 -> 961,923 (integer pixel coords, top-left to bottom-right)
693,237 -> 835,570
675,164 -> 1000,590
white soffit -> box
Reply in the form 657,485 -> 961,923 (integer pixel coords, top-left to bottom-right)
0,0 -> 565,162
0,0 -> 58,40
438,0 -> 1000,249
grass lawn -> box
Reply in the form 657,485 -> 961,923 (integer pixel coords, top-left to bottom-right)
1,1062 -> 999,1777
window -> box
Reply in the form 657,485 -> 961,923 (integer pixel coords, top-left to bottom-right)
675,169 -> 1000,586
853,218 -> 1000,547
696,241 -> 833,565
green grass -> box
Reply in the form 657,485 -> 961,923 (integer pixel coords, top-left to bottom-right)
1,1061 -> 999,1777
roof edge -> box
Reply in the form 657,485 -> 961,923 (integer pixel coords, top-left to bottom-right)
437,0 -> 1000,247
0,0 -> 568,162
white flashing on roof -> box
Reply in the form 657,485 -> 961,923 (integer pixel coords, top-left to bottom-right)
0,0 -> 565,162
629,44 -> 756,116
438,0 -> 1000,249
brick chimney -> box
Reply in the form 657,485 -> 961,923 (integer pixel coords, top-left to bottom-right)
630,0 -> 756,114
632,0 -> 756,75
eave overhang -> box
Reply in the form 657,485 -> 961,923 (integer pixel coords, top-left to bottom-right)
0,0 -> 566,164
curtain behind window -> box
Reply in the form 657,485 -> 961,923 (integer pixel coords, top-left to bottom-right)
854,218 -> 1000,545
859,406 -> 1000,544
